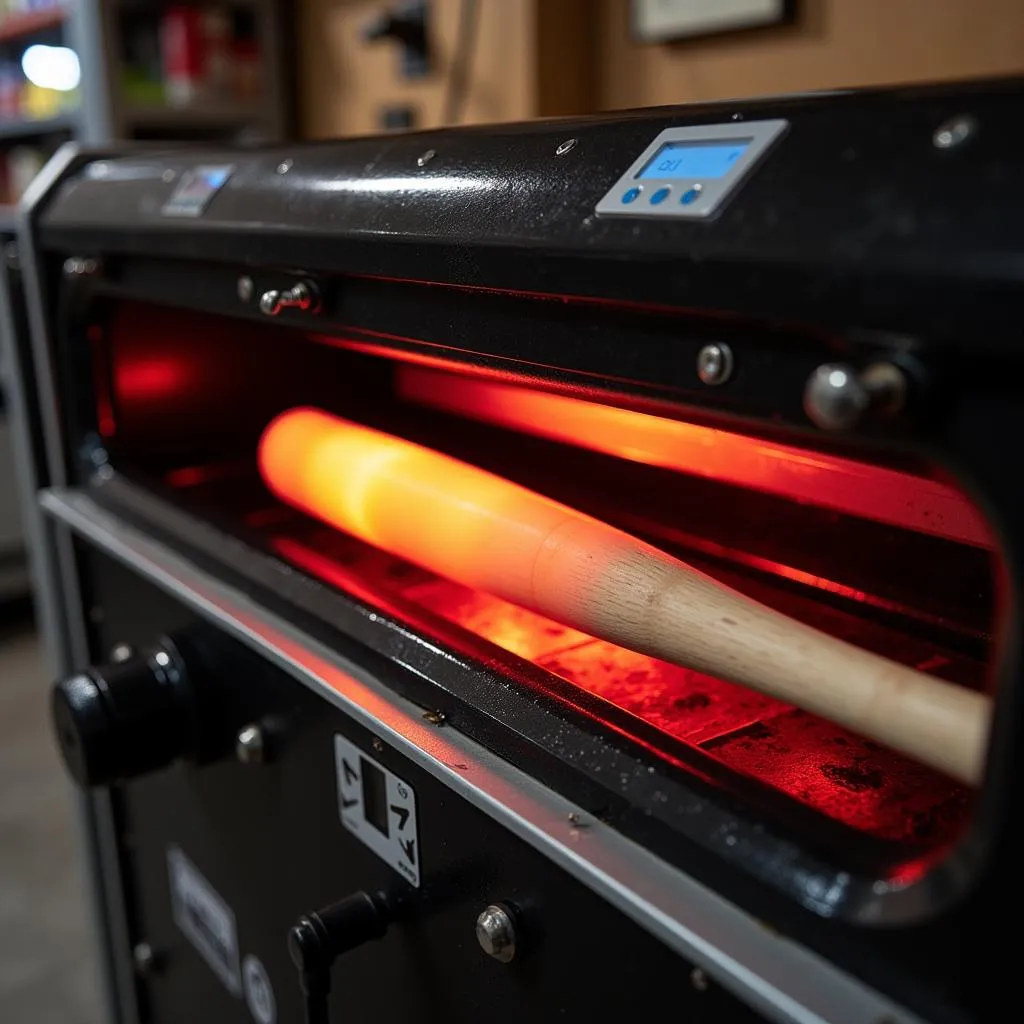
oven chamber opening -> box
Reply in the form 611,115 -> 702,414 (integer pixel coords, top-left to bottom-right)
86,300 -> 1000,898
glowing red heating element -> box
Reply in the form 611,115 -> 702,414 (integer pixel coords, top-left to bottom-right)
395,365 -> 992,548
259,407 -> 973,851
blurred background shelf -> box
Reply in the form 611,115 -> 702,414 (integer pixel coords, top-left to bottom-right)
0,5 -> 65,45
121,100 -> 267,129
0,110 -> 75,139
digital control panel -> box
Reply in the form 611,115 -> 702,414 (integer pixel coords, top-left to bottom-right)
162,165 -> 235,218
595,119 -> 787,220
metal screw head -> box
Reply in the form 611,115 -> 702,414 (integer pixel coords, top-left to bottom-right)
133,942 -> 156,975
416,149 -> 436,167
690,966 -> 709,992
4,240 -> 19,269
371,736 -> 384,753
276,158 -> 293,174
63,256 -> 100,277
696,343 -> 734,385
555,138 -> 578,156
803,363 -> 870,430
237,275 -> 254,302
161,169 -> 175,183
110,643 -> 133,664
236,724 -> 266,764
933,115 -> 976,149
475,904 -> 517,963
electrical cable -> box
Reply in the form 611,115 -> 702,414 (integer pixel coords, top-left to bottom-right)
442,0 -> 480,124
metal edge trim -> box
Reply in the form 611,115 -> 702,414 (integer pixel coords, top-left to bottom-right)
12,144 -> 139,1024
41,486 -> 927,1024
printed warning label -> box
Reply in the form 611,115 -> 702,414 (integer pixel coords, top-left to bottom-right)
334,734 -> 420,887
167,846 -> 241,995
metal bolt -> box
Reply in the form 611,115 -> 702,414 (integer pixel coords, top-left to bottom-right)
731,113 -> 744,121
133,942 -> 156,976
4,240 -> 19,269
696,343 -> 734,385
161,169 -> 175,183
110,643 -> 133,664
555,138 -> 578,156
276,158 -> 293,174
237,275 -> 254,303
803,361 -> 906,431
371,736 -> 384,753
933,115 -> 976,149
236,723 -> 266,764
422,710 -> 446,726
475,904 -> 517,963
417,149 -> 436,167
63,256 -> 100,277
690,966 -> 709,992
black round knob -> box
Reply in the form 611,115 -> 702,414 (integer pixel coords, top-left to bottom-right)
51,639 -> 196,788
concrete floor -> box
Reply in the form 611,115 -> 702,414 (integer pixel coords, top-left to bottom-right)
0,600 -> 102,1024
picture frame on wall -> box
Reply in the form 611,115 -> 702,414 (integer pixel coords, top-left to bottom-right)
631,0 -> 796,44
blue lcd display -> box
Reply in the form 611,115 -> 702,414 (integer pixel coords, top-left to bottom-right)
162,164 -> 234,217
636,140 -> 751,180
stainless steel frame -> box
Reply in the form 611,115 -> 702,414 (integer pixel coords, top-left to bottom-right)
8,146 -> 139,1024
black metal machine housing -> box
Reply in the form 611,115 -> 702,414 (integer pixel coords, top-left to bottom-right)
7,78 -> 1024,1024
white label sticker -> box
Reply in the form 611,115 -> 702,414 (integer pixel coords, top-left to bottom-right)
167,846 -> 241,995
334,734 -> 420,887
243,954 -> 276,1024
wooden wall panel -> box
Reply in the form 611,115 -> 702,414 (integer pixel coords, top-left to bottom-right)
297,0 -> 1024,139
298,0 -> 598,138
597,0 -> 1024,110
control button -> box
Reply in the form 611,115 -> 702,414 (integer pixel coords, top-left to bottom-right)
52,637 -> 198,789
621,187 -> 642,204
650,187 -> 671,205
681,185 -> 704,205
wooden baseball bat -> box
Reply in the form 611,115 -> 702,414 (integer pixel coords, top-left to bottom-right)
259,407 -> 992,786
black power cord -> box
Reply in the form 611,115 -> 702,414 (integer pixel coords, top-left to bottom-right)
289,891 -> 392,1024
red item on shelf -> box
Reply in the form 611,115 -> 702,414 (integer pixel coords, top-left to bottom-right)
160,6 -> 206,107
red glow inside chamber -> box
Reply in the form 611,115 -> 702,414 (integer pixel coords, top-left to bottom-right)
278,534 -> 968,849
396,366 -> 992,548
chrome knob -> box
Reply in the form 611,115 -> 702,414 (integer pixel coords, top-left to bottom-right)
259,279 -> 320,316
803,361 -> 906,430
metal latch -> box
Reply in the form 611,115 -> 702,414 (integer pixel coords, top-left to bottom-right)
259,279 -> 321,316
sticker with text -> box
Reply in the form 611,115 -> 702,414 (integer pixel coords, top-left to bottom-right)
334,734 -> 420,886
167,846 -> 241,995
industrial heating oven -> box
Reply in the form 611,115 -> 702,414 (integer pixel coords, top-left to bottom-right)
6,78 -> 1022,1024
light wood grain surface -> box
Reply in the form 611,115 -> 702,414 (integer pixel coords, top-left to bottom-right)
261,409 -> 992,786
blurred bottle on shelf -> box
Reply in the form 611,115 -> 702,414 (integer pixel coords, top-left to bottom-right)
160,5 -> 205,107
158,4 -> 263,109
